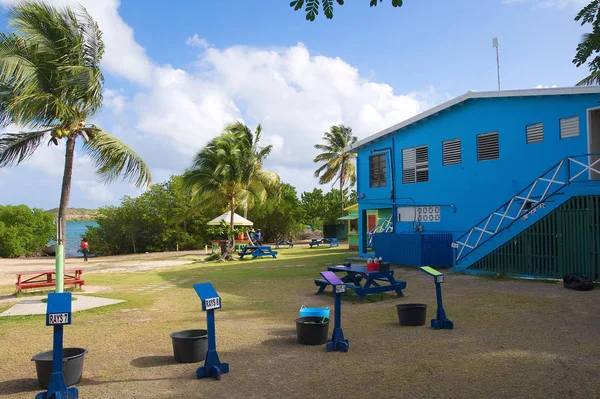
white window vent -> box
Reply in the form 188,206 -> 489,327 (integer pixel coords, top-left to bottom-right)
402,145 -> 428,184
477,132 -> 499,161
560,116 -> 579,139
526,123 -> 544,144
442,139 -> 461,165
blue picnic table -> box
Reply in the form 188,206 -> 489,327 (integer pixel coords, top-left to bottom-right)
238,245 -> 278,259
275,239 -> 294,249
309,238 -> 339,248
314,265 -> 406,302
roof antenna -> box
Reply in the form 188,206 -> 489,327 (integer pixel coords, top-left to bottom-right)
493,37 -> 501,91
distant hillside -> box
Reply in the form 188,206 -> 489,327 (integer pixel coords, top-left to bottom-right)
46,207 -> 98,222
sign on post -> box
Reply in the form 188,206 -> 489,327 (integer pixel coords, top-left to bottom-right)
194,283 -> 222,311
45,292 -> 72,326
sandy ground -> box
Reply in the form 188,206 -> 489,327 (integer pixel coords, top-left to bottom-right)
2,248 -> 598,398
0,250 -> 207,287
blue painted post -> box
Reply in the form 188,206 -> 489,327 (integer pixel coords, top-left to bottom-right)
320,271 -> 349,352
193,283 -> 229,380
36,293 -> 78,399
419,267 -> 454,330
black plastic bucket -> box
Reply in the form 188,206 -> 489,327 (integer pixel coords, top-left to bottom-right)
31,348 -> 87,389
295,316 -> 330,345
170,329 -> 208,363
396,303 -> 428,326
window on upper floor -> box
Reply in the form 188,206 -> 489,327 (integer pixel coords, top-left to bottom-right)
477,132 -> 499,161
369,154 -> 387,188
560,116 -> 579,139
402,145 -> 429,184
526,122 -> 544,144
442,139 -> 462,166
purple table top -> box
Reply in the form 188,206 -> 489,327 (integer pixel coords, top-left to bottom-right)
320,271 -> 344,285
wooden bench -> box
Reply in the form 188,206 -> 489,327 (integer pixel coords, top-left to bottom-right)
16,269 -> 84,294
238,246 -> 278,259
314,278 -> 361,294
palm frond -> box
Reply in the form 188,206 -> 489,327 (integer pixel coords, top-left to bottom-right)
576,71 -> 600,86
81,127 -> 151,188
0,129 -> 50,167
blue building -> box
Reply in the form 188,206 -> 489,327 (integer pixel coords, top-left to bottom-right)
348,87 -> 600,280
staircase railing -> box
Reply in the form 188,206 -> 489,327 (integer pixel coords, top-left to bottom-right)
454,153 -> 600,263
368,214 -> 393,248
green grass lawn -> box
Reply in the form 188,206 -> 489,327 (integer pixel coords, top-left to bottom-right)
0,246 -> 599,399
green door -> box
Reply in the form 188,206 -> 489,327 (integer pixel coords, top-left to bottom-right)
557,209 -> 593,277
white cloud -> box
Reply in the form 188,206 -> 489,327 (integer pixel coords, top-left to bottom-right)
103,89 -> 127,115
0,0 -> 155,86
186,34 -> 210,49
502,0 -> 588,9
0,0 -> 445,208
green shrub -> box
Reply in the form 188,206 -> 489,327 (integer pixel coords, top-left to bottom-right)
0,205 -> 55,257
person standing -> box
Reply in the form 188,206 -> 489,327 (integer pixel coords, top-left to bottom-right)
256,229 -> 263,246
81,238 -> 89,262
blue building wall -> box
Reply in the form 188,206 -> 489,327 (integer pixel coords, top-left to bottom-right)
356,93 -> 600,256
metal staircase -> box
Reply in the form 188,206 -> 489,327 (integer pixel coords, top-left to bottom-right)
454,153 -> 600,266
368,214 -> 393,248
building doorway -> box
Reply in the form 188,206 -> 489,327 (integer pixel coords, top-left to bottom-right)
587,108 -> 600,179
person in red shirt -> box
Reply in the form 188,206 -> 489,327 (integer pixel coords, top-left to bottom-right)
81,238 -> 89,262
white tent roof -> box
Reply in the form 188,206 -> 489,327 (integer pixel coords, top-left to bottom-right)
207,211 -> 253,226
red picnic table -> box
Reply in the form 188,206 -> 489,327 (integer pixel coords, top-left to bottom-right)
15,269 -> 84,294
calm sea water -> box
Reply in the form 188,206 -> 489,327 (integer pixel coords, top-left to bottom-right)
48,221 -> 98,257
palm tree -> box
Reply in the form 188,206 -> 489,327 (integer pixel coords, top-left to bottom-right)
225,121 -> 278,218
0,3 -> 151,273
183,122 -> 279,259
313,124 -> 358,212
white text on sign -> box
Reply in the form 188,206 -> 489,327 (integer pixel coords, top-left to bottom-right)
204,297 -> 221,310
48,313 -> 69,325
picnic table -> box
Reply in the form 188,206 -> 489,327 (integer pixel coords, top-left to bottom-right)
314,265 -> 406,302
238,245 -> 278,259
309,238 -> 339,248
16,269 -> 84,294
275,239 -> 294,249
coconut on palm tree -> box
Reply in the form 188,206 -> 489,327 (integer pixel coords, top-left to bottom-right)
183,122 -> 279,259
0,2 -> 151,285
313,124 -> 358,212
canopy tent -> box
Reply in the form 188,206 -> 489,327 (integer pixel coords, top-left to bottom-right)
207,211 -> 254,227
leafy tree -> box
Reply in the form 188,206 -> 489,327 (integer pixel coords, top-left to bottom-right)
183,122 -> 280,259
0,2 -> 151,257
86,175 -> 215,255
290,0 -> 404,21
313,124 -> 357,213
573,1 -> 600,85
0,205 -> 55,257
247,183 -> 305,242
300,187 -> 351,231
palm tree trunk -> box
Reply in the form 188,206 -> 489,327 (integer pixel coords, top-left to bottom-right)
55,136 -> 75,293
225,195 -> 235,260
340,160 -> 345,214
58,136 -> 76,245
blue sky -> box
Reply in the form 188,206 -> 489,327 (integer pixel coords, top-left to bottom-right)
0,0 -> 593,209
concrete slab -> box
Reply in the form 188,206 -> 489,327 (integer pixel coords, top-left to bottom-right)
0,294 -> 125,317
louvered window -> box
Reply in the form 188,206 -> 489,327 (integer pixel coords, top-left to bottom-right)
560,116 -> 579,139
369,154 -> 387,188
477,132 -> 499,161
402,145 -> 428,184
442,139 -> 461,166
526,122 -> 544,144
